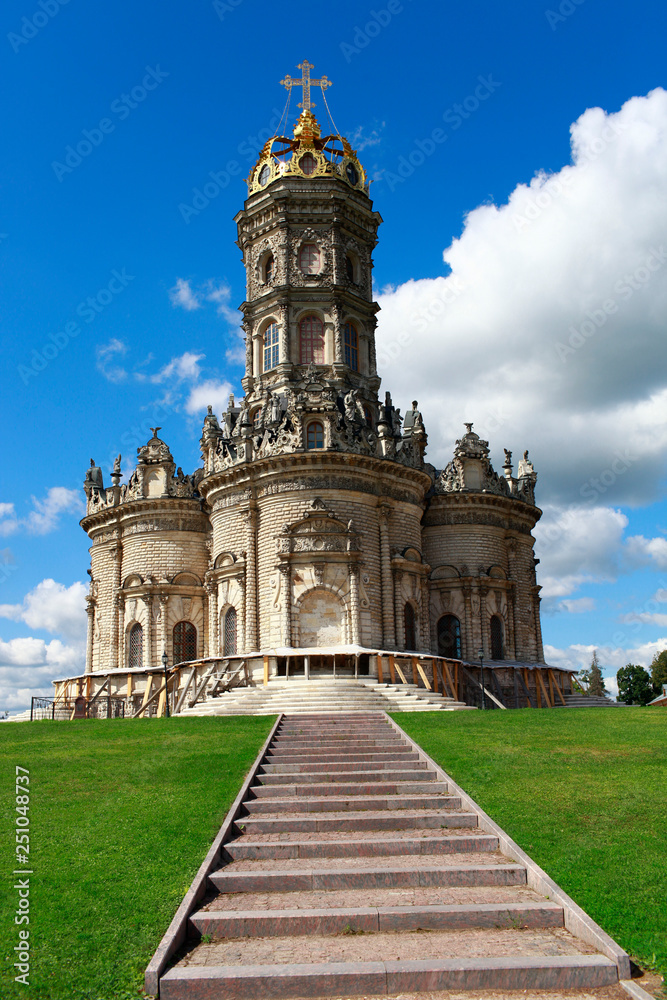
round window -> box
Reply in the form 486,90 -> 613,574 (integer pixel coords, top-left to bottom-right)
345,162 -> 358,185
258,163 -> 270,186
300,153 -> 317,176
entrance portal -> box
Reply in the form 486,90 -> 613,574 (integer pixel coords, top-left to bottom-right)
298,588 -> 345,647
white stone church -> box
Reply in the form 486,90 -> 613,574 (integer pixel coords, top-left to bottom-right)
70,65 -> 571,713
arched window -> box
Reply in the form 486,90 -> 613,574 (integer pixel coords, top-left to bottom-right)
437,615 -> 462,659
345,255 -> 355,281
223,607 -> 237,656
490,615 -> 504,660
299,315 -> 324,364
264,254 -> 274,283
306,421 -> 324,450
299,153 -> 317,176
363,405 -> 373,427
298,243 -> 320,275
263,322 -> 279,371
173,621 -> 197,664
404,603 -> 417,651
128,623 -> 143,669
344,323 -> 358,371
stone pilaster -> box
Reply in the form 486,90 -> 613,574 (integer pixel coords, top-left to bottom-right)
462,584 -> 473,661
332,300 -> 344,364
205,578 -> 218,657
279,563 -> 292,647
394,570 -> 404,650
378,506 -> 395,649
158,595 -> 169,662
238,575 -> 246,654
85,599 -> 95,674
244,507 -> 259,650
278,300 -> 289,366
348,563 -> 361,645
110,543 -> 122,671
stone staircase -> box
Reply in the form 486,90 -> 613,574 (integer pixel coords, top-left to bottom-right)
160,713 -> 621,998
559,694 -> 626,708
176,677 -> 471,716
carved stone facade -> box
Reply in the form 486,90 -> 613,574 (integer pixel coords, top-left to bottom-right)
80,101 -> 545,676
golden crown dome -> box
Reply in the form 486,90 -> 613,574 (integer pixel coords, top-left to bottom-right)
247,109 -> 367,196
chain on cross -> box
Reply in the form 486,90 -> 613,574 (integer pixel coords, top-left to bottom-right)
280,60 -> 332,111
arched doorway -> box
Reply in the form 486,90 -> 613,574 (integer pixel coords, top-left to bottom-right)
298,589 -> 345,647
404,603 -> 417,651
490,615 -> 504,660
437,614 -> 462,659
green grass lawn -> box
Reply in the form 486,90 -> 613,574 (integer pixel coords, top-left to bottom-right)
392,707 -> 667,984
0,716 -> 275,1000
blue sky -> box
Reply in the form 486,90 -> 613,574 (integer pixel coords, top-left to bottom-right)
2,0 -> 667,708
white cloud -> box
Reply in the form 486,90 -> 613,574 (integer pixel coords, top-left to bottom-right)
0,488 -> 83,538
376,88 -> 667,507
534,505 -> 628,599
545,637 -> 667,676
204,281 -> 240,327
96,338 -> 128,382
185,379 -> 235,415
350,121 -> 385,151
149,351 -> 205,384
557,598 -> 597,614
0,580 -> 87,711
0,579 -> 87,641
625,534 -> 667,570
169,278 -> 201,311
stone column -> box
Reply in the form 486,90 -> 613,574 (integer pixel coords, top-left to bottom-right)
244,507 -> 259,651
206,579 -> 218,656
349,563 -> 361,645
419,574 -> 431,653
117,597 -> 125,671
394,570 -> 404,650
85,600 -> 95,674
368,318 -> 378,376
244,319 -> 253,377
158,596 -> 169,662
332,300 -> 344,364
533,589 -> 544,662
110,542 -> 122,671
378,506 -> 395,648
140,596 -> 152,669
279,562 -> 292,647
279,300 -> 290,366
238,574 -> 246,654
462,584 -> 473,661
480,586 -> 488,657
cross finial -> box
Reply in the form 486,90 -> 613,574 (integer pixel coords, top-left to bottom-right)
280,60 -> 332,111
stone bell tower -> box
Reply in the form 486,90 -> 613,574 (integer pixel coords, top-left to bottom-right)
236,103 -> 383,421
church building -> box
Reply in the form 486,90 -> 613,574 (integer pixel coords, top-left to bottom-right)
77,64 -> 554,709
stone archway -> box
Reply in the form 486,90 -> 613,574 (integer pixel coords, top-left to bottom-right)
298,588 -> 345,647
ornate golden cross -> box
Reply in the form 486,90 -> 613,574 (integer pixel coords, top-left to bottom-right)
280,60 -> 332,110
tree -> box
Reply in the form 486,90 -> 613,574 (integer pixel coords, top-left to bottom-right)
578,651 -> 607,697
650,649 -> 667,694
616,663 -> 654,705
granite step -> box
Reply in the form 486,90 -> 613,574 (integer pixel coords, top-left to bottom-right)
225,832 -> 494,861
209,860 -> 527,893
250,780 -> 450,798
255,767 -> 433,785
265,751 -> 419,763
236,806 -> 464,833
161,954 -> 617,999
190,900 -> 565,938
244,792 -> 453,813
